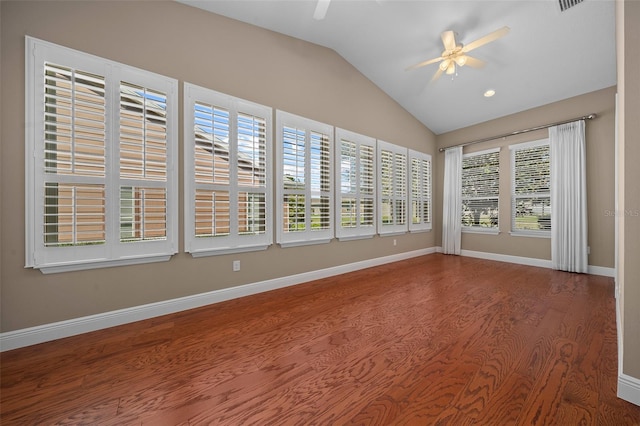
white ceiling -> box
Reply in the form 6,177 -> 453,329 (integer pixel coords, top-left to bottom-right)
177,0 -> 616,135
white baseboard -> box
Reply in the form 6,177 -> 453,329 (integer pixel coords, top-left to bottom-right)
0,247 -> 436,352
435,247 -> 615,277
618,373 -> 640,407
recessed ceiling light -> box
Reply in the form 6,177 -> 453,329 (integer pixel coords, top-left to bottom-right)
484,89 -> 496,98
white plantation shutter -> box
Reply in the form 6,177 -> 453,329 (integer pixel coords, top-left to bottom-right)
42,63 -> 107,248
409,150 -> 432,232
119,83 -> 168,243
511,140 -> 551,235
461,148 -> 500,232
335,128 -> 376,240
276,111 -> 333,247
26,37 -> 178,272
377,140 -> 408,235
184,84 -> 272,256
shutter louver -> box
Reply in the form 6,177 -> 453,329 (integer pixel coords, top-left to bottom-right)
377,141 -> 409,235
409,151 -> 432,231
512,142 -> 551,233
394,152 -> 407,226
380,149 -> 394,225
310,131 -> 331,231
277,111 -> 333,246
120,83 -> 167,181
360,145 -> 375,228
119,82 -> 169,242
43,63 -> 107,247
237,112 -> 267,236
185,84 -> 272,255
462,150 -> 500,230
336,130 -> 376,239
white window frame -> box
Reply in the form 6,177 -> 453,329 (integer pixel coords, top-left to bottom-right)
377,140 -> 408,236
408,149 -> 432,232
276,111 -> 334,247
461,147 -> 500,235
510,139 -> 551,238
184,83 -> 273,256
334,128 -> 377,241
25,37 -> 178,273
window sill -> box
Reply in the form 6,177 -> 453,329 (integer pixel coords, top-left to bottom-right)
462,228 -> 499,236
32,254 -> 174,274
336,234 -> 375,242
379,231 -> 408,237
189,244 -> 271,258
410,228 -> 432,234
278,238 -> 332,248
509,231 -> 551,239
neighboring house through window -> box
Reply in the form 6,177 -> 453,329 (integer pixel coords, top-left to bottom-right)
510,139 -> 551,236
25,37 -> 178,273
184,84 -> 272,256
461,148 -> 500,232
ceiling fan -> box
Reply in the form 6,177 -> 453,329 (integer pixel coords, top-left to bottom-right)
406,26 -> 510,82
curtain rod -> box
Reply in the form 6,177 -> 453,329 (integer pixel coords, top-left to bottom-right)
438,113 -> 597,152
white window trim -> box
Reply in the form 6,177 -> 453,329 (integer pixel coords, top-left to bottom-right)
377,140 -> 408,236
408,149 -> 432,233
25,37 -> 178,273
276,111 -> 334,248
334,128 -> 377,241
461,147 -> 500,234
183,83 -> 273,257
510,139 -> 551,238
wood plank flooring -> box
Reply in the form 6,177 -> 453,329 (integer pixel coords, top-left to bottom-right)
2,254 -> 639,425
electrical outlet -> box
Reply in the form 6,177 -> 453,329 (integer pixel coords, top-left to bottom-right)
233,260 -> 241,272
587,246 -> 591,255
393,239 -> 397,246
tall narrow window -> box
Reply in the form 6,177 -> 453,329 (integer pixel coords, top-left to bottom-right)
335,128 -> 376,240
26,37 -> 178,273
511,140 -> 551,236
461,148 -> 500,232
377,140 -> 408,235
409,149 -> 432,232
276,111 -> 333,247
184,84 -> 272,256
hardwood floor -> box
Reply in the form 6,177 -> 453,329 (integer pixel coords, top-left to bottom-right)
2,254 -> 639,425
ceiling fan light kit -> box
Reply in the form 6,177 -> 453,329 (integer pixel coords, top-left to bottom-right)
407,26 -> 510,82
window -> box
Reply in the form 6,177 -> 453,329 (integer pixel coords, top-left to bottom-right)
377,141 -> 408,235
335,128 -> 376,240
511,140 -> 551,236
276,111 -> 333,247
461,148 -> 499,232
25,37 -> 178,273
184,84 -> 272,256
409,150 -> 432,232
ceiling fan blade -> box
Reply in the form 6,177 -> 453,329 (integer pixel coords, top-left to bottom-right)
313,0 -> 331,20
430,67 -> 444,83
441,30 -> 457,52
462,55 -> 485,68
405,56 -> 443,71
462,26 -> 510,53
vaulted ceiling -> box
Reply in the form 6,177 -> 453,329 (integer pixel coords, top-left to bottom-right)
177,0 -> 616,134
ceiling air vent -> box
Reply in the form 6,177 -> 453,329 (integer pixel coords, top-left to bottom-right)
558,0 -> 584,12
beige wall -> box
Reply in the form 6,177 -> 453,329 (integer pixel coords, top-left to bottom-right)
619,0 -> 640,381
434,87 -> 617,268
0,1 -> 436,332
